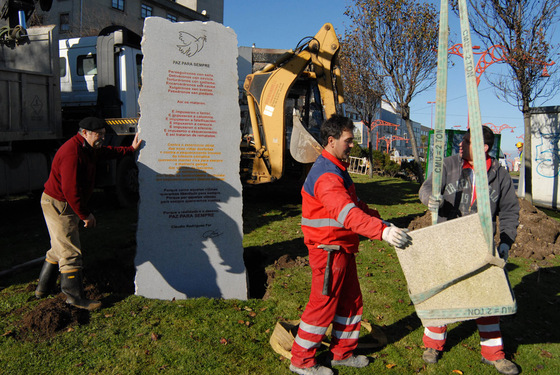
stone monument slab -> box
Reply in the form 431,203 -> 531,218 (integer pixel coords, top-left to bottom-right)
396,214 -> 515,326
134,18 -> 247,300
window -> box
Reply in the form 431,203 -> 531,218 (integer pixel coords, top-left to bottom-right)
59,57 -> 67,77
60,13 -> 70,32
77,54 -> 97,76
136,54 -> 143,90
112,0 -> 124,11
141,4 -> 152,18
167,14 -> 177,22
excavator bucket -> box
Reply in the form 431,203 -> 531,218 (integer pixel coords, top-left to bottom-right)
289,114 -> 323,164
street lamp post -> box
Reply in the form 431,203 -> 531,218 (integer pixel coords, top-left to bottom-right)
427,101 -> 435,129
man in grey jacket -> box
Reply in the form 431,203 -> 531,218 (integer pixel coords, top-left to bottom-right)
418,125 -> 520,375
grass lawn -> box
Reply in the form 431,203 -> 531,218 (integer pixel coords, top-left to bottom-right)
0,175 -> 559,374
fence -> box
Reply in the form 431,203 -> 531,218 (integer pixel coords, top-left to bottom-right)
348,156 -> 370,175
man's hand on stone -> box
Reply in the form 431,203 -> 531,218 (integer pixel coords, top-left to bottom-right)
497,242 -> 510,261
132,133 -> 142,151
84,213 -> 96,228
382,224 -> 412,248
428,195 -> 444,212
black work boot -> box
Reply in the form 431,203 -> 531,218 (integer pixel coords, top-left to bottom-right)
35,260 -> 59,299
60,270 -> 101,310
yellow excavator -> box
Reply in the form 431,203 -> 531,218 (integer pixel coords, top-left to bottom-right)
241,23 -> 344,184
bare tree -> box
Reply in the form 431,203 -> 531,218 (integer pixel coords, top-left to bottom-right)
456,0 -> 560,203
339,31 -> 384,177
344,0 -> 440,182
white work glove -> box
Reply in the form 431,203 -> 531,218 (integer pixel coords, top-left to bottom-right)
428,195 -> 444,212
497,243 -> 510,261
382,223 -> 412,248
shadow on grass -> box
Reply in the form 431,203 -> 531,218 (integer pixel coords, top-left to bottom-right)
354,178 -> 421,206
379,312 -> 423,347
507,265 -> 560,347
434,264 -> 560,361
242,184 -> 303,235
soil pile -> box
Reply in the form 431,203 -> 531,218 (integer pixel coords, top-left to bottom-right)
11,251 -> 135,342
408,198 -> 560,260
512,198 -> 560,259
18,296 -> 89,341
262,254 -> 309,300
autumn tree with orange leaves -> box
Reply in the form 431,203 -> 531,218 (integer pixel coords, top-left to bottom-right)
342,0 -> 440,182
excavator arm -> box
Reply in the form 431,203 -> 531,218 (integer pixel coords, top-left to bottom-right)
242,23 -> 343,184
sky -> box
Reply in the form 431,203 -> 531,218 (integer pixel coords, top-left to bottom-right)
223,0 -> 558,163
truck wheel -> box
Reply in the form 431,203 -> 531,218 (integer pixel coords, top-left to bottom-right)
116,155 -> 139,208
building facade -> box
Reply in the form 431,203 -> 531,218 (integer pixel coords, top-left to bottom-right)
345,101 -> 430,158
35,0 -> 223,40
378,101 -> 430,158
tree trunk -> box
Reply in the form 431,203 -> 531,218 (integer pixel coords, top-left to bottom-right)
368,128 -> 374,178
523,109 -> 532,203
404,117 -> 425,184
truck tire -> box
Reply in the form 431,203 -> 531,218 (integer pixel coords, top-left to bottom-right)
116,155 -> 139,208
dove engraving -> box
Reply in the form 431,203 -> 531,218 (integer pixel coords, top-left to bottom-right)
177,32 -> 207,57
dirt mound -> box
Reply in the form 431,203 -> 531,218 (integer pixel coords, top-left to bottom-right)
513,199 -> 560,259
11,254 -> 135,342
273,254 -> 309,269
16,296 -> 89,341
407,198 -> 560,260
262,255 -> 309,300
408,211 -> 432,232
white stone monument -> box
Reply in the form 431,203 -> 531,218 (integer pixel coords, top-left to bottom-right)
134,18 -> 247,300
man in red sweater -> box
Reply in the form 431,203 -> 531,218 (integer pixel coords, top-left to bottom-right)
35,117 -> 141,310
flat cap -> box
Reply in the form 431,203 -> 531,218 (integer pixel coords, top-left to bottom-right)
79,117 -> 106,131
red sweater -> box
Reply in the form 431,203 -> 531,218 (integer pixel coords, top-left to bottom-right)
44,134 -> 134,220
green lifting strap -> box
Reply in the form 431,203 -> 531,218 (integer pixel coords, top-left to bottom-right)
431,0 -> 493,253
431,0 -> 449,226
457,0 -> 493,253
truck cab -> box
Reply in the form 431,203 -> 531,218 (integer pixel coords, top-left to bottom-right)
59,27 -> 143,135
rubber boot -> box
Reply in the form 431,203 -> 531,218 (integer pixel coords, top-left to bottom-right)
35,260 -> 59,299
60,270 -> 101,310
